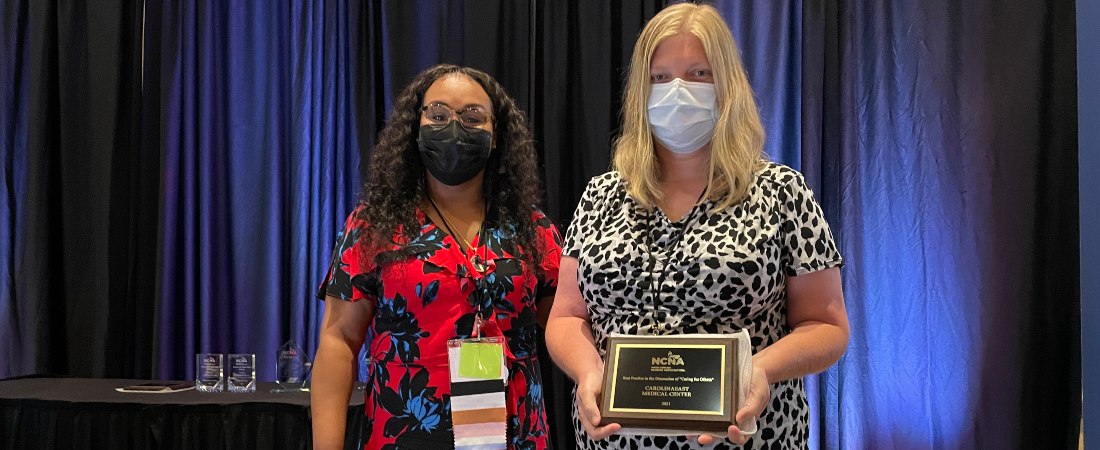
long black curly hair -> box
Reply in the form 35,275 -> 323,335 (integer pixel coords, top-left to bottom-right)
357,64 -> 544,267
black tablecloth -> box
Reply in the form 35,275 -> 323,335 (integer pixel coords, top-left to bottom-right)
0,377 -> 365,450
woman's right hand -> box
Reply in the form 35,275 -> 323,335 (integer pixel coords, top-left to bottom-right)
575,369 -> 621,440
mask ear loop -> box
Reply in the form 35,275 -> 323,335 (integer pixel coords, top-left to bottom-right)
493,134 -> 504,174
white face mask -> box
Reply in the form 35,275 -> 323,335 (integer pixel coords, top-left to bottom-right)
647,78 -> 718,154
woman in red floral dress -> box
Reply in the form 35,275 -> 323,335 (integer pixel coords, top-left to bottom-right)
311,64 -> 562,450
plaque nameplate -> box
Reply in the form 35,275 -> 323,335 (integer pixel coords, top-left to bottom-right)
600,335 -> 738,433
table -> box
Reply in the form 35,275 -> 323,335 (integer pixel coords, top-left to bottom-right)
0,377 -> 365,450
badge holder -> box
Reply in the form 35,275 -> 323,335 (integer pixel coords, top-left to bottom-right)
448,315 -> 509,449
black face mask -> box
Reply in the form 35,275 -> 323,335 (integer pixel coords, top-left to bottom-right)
417,121 -> 493,186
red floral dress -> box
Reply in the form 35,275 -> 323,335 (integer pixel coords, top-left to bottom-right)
318,205 -> 561,450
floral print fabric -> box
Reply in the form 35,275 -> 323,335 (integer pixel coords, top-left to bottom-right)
318,205 -> 562,449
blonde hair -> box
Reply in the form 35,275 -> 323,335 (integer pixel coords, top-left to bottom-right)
612,2 -> 766,210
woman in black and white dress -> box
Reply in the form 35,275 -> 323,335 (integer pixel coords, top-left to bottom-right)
545,4 -> 850,449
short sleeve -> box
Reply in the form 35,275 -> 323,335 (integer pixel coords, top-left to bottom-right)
316,204 -> 381,302
532,210 -> 563,298
562,174 -> 611,259
778,172 -> 844,276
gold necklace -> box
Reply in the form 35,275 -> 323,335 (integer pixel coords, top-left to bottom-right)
438,208 -> 474,250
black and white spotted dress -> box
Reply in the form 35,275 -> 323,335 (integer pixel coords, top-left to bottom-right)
562,162 -> 843,450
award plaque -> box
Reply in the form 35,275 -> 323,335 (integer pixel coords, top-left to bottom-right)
599,335 -> 738,433
227,353 -> 256,393
273,340 -> 312,392
195,353 -> 224,392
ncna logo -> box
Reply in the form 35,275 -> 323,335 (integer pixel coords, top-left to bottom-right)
651,351 -> 685,366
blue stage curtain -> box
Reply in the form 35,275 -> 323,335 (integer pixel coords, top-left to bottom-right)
717,0 -> 803,167
800,1 -> 1079,448
150,0 -> 362,380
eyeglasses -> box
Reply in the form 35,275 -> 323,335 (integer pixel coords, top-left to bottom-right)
421,103 -> 493,127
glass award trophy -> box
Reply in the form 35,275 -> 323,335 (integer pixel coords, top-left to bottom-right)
272,339 -> 312,392
227,353 -> 256,393
195,353 -> 224,392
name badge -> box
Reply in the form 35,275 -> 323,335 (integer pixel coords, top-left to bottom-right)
448,336 -> 507,449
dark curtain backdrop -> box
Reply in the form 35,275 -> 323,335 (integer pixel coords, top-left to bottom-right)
801,1 -> 1079,448
0,1 -> 1079,449
1,0 -> 154,378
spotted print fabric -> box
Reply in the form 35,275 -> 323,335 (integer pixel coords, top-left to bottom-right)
562,162 -> 843,450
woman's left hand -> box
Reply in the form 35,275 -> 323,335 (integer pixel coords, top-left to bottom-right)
696,364 -> 769,446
